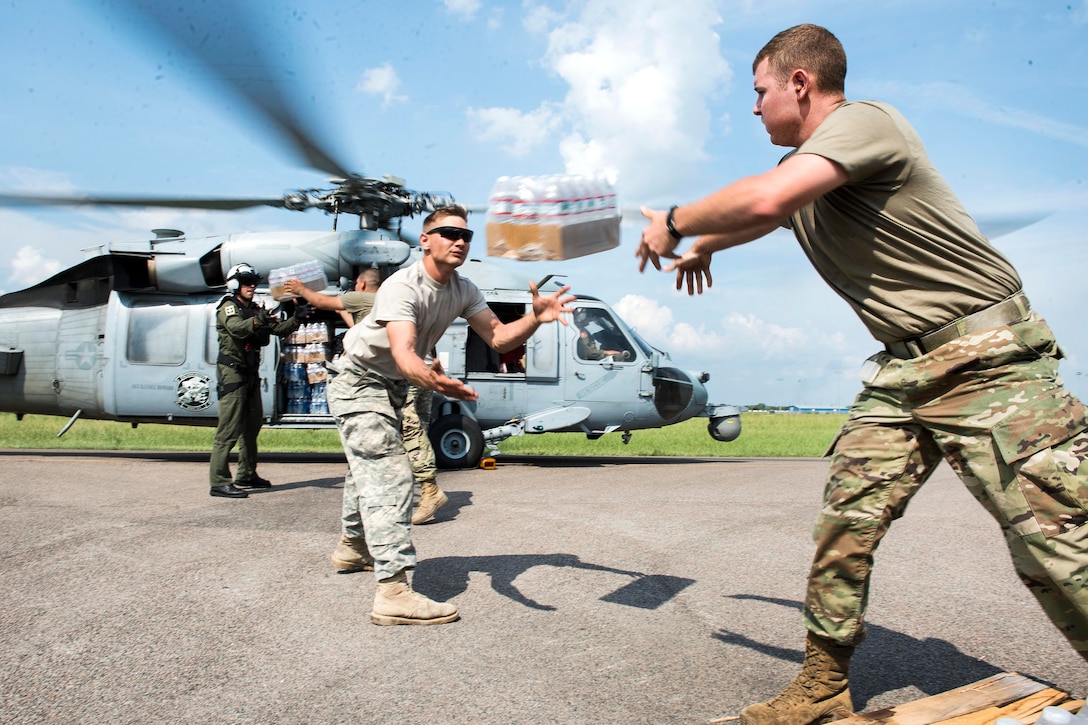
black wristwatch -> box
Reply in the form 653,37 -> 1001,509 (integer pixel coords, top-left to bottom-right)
666,205 -> 683,241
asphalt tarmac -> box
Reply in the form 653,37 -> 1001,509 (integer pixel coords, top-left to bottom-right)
1,451 -> 1085,724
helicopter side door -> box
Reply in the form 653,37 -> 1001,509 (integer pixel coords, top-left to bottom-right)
434,298 -> 561,430
562,304 -> 643,433
55,304 -> 109,416
109,293 -> 211,419
109,294 -> 282,422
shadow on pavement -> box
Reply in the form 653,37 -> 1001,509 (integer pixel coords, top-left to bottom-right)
415,553 -> 694,611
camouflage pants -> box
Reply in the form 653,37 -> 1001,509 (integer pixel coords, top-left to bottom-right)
806,315 -> 1088,656
402,385 -> 436,487
327,361 -> 413,581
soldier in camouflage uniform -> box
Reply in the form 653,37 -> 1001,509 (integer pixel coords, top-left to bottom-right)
284,269 -> 448,533
328,205 -> 574,626
208,263 -> 305,499
638,23 -> 1088,725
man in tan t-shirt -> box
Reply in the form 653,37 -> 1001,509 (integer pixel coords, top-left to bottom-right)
284,269 -> 449,530
638,23 -> 1088,725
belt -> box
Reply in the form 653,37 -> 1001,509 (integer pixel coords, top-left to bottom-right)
884,292 -> 1030,359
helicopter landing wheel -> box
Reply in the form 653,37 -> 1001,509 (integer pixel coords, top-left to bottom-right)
429,413 -> 484,470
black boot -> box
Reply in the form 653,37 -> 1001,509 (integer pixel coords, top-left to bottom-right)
234,475 -> 271,488
210,484 -> 249,498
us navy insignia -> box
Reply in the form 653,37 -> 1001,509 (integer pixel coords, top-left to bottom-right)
175,372 -> 212,411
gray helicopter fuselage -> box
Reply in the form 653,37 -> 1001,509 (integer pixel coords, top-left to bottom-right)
0,229 -> 740,465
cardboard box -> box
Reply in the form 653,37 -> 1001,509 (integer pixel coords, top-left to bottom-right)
486,218 -> 620,261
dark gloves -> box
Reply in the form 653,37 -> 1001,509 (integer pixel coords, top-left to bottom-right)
293,302 -> 313,321
256,308 -> 275,328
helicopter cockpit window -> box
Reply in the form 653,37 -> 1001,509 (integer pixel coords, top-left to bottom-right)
126,301 -> 188,365
572,307 -> 634,362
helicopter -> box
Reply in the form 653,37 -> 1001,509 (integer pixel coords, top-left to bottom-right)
0,2 -> 743,468
0,202 -> 743,468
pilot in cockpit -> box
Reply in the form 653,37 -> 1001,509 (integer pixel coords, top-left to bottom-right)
573,308 -> 631,361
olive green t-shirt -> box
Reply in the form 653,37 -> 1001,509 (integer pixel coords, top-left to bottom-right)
340,291 -> 375,325
788,100 -> 1021,343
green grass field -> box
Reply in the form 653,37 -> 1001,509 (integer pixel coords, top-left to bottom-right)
0,412 -> 845,458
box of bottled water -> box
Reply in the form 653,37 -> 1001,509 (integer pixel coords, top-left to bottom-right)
268,260 -> 329,301
485,174 -> 621,261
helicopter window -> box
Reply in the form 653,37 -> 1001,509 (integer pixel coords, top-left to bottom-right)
572,307 -> 634,362
466,327 -> 501,373
465,302 -> 528,375
127,302 -> 188,365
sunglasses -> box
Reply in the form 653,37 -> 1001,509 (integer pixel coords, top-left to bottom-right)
426,226 -> 474,243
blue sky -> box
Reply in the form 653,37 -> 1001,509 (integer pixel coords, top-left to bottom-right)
1,0 -> 1086,408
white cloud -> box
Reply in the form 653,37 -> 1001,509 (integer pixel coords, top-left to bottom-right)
543,1 -> 730,198
613,293 -> 673,343
471,0 -> 731,200
8,244 -> 61,289
721,312 -> 811,358
522,2 -> 562,35
613,293 -> 727,353
356,63 -> 408,109
443,0 -> 481,19
466,104 -> 562,157
613,292 -> 852,370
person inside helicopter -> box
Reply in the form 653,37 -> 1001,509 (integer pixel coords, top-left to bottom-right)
573,307 -> 632,362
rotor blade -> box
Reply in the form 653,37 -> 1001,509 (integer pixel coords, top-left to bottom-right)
107,0 -> 355,179
976,212 -> 1051,239
0,192 -> 287,212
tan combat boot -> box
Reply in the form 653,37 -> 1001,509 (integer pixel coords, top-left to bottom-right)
371,571 -> 459,626
739,633 -> 854,724
411,480 -> 449,524
330,534 -> 374,573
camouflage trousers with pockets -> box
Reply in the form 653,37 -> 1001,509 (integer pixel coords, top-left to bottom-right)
806,314 -> 1088,657
402,384 -> 436,487
327,360 -> 414,581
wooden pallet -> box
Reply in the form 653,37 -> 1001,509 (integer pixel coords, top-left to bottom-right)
711,672 -> 1084,724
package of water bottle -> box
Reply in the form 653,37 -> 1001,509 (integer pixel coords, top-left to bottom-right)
485,174 -> 621,261
309,382 -> 329,415
284,365 -> 311,414
268,259 -> 329,301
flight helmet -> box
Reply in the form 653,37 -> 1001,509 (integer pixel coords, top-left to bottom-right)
225,263 -> 260,291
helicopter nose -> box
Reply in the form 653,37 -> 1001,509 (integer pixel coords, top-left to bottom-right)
651,366 -> 709,423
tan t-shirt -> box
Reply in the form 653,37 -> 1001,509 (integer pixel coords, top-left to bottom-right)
788,100 -> 1021,342
341,259 -> 489,381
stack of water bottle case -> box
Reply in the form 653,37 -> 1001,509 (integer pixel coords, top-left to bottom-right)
268,260 -> 332,415
485,174 -> 621,261
282,322 -> 330,415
